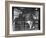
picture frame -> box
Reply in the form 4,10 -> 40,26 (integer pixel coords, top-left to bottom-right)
5,1 -> 45,37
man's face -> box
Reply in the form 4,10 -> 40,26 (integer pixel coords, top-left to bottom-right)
33,11 -> 39,20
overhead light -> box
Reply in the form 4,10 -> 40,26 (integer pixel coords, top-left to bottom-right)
35,8 -> 38,11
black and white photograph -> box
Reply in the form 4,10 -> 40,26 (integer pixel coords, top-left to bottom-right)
12,7 -> 40,31
5,2 -> 45,36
